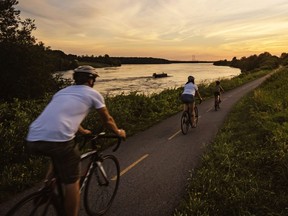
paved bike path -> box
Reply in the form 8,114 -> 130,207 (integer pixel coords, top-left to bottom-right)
94,73 -> 271,216
1,73 -> 271,216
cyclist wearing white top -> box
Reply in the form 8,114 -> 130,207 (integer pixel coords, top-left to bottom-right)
26,65 -> 126,216
27,85 -> 106,142
181,76 -> 202,127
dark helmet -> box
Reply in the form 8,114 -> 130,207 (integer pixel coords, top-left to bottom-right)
216,80 -> 220,85
188,75 -> 194,82
73,65 -> 99,84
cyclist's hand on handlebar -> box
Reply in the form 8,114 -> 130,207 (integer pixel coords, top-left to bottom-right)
78,126 -> 92,135
117,129 -> 126,140
82,129 -> 92,135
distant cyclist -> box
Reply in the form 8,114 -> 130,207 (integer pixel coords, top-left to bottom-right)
26,65 -> 126,216
180,76 -> 203,127
214,80 -> 224,108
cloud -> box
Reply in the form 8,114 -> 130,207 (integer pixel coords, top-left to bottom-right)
16,0 -> 288,60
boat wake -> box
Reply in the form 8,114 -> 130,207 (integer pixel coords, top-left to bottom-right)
97,76 -> 157,83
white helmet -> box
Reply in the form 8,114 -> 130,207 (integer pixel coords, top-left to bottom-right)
73,65 -> 99,78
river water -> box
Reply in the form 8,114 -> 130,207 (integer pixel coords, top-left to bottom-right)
60,63 -> 240,96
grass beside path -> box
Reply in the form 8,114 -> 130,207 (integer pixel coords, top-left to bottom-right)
174,67 -> 288,215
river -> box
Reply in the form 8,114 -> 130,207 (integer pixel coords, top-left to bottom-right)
60,63 -> 240,96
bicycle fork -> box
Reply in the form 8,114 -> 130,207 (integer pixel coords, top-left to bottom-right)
96,160 -> 109,186
80,154 -> 109,192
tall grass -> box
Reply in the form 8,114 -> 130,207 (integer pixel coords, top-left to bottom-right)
174,67 -> 288,215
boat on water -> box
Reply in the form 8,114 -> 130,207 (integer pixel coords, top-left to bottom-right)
152,72 -> 168,78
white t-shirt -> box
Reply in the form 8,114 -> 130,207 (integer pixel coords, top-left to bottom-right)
182,82 -> 198,96
26,85 -> 105,142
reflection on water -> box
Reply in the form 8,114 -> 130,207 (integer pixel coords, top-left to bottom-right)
60,63 -> 240,96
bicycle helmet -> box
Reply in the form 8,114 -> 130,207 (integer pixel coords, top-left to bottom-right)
188,75 -> 194,82
73,65 -> 99,84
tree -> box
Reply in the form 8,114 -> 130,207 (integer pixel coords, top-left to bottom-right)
0,0 -> 57,101
280,53 -> 288,66
0,0 -> 36,45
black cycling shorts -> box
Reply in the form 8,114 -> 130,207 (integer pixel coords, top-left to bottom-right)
26,140 -> 80,184
181,94 -> 194,103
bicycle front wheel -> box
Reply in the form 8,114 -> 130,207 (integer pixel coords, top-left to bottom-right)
6,190 -> 62,216
181,111 -> 190,135
84,155 -> 120,216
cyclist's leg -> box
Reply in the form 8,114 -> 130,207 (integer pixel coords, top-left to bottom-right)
183,103 -> 188,112
181,94 -> 188,112
64,180 -> 80,216
27,140 -> 81,216
181,94 -> 194,126
214,92 -> 220,110
53,141 -> 80,216
214,92 -> 218,104
26,141 -> 54,181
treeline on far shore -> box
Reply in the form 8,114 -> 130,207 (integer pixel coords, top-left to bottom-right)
213,51 -> 288,72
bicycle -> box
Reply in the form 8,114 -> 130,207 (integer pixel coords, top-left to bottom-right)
181,100 -> 201,135
6,132 -> 122,216
214,93 -> 220,111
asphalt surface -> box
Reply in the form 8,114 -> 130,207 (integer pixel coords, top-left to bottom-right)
1,73 -> 271,216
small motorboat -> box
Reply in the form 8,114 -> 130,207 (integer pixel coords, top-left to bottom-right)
152,72 -> 168,78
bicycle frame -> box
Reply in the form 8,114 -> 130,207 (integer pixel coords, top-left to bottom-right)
79,150 -> 97,192
80,150 -> 110,192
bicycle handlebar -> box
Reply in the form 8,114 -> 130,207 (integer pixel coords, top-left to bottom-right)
81,132 -> 122,152
97,133 -> 122,152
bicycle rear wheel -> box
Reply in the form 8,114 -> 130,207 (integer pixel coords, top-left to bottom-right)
215,96 -> 220,111
6,190 -> 62,216
181,111 -> 190,135
84,155 -> 120,216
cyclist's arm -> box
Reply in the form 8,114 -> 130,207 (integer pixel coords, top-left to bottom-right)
220,85 -> 224,92
195,90 -> 203,101
97,107 -> 126,138
78,125 -> 91,134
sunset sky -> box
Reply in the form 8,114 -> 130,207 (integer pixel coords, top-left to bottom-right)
17,0 -> 288,61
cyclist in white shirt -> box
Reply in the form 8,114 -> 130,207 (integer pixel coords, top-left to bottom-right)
180,76 -> 202,127
26,65 -> 126,216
